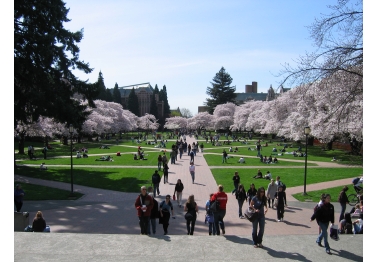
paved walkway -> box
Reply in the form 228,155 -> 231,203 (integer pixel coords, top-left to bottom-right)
14,136 -> 355,236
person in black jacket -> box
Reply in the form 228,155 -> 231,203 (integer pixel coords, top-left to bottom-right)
247,183 -> 257,206
338,186 -> 349,222
231,171 -> 240,194
235,184 -> 247,218
152,170 -> 161,196
275,186 -> 287,221
310,194 -> 335,255
32,211 -> 46,232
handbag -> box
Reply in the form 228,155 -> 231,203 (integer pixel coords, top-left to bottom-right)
173,194 -> 176,201
330,224 -> 339,241
273,198 -> 278,208
244,207 -> 258,222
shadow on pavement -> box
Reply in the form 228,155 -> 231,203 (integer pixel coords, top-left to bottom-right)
283,220 -> 311,228
331,248 -> 363,262
223,235 -> 252,245
263,246 -> 312,262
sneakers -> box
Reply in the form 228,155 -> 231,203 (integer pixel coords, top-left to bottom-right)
326,250 -> 331,255
317,242 -> 323,247
221,228 -> 225,235
277,220 -> 281,222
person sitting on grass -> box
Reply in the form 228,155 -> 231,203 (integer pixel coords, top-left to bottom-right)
133,154 -> 138,160
273,157 -> 278,163
264,171 -> 272,180
234,147 -> 239,152
253,169 -> 263,179
76,151 -> 82,158
83,152 -> 88,158
95,156 -> 113,161
238,157 -> 245,164
272,147 -> 277,152
40,163 -> 47,170
116,152 -> 121,156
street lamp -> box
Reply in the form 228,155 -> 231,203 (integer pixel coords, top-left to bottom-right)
69,124 -> 74,196
303,126 -> 311,195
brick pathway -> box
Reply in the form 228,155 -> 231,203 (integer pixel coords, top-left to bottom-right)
14,136 -> 356,236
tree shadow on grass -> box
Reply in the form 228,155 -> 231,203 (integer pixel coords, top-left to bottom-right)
15,165 -> 154,193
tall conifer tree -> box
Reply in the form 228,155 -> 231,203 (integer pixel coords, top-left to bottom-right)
127,87 -> 139,116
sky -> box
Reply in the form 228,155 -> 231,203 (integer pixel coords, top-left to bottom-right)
62,0 -> 354,115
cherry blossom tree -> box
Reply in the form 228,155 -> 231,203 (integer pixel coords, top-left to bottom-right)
187,112 -> 214,130
164,116 -> 188,130
212,102 -> 236,130
138,113 -> 160,133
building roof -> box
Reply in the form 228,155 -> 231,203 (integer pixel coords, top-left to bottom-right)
236,92 -> 268,102
117,83 -> 154,97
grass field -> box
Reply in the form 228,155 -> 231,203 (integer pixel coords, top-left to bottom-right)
292,184 -> 359,203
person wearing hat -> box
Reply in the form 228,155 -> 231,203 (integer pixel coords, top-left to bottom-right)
14,184 -> 25,212
159,194 -> 175,235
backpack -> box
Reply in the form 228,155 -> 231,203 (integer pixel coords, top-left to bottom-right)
209,199 -> 220,213
345,223 -> 353,234
277,181 -> 286,192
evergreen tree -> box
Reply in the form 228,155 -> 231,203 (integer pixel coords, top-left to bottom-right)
127,87 -> 139,116
96,71 -> 107,100
159,85 -> 171,117
205,67 -> 237,114
149,84 -> 159,118
113,83 -> 122,105
14,0 -> 99,127
105,88 -> 113,102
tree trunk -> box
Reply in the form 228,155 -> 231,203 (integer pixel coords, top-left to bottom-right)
18,133 -> 25,154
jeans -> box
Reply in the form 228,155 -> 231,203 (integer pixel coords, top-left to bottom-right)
186,218 -> 196,235
190,156 -> 194,163
339,202 -> 346,222
161,211 -> 170,233
238,199 -> 245,217
176,192 -> 182,206
158,161 -> 162,171
153,183 -> 160,196
138,216 -> 150,235
179,151 -> 183,159
317,221 -> 330,251
252,215 -> 265,245
232,183 -> 239,194
190,171 -> 195,183
164,174 -> 168,184
147,218 -> 156,234
208,222 -> 216,235
222,156 -> 227,163
214,209 -> 226,235
171,157 -> 175,164
15,201 -> 23,212
354,223 -> 362,234
193,149 -> 196,156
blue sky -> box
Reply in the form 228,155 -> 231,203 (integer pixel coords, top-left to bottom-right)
63,0 -> 357,115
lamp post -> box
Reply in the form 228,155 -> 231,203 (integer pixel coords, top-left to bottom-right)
303,126 -> 311,195
69,124 -> 74,196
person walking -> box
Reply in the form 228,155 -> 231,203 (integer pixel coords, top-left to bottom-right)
211,185 -> 228,235
338,186 -> 349,222
189,162 -> 195,184
275,186 -> 287,222
222,150 -> 228,163
231,171 -> 240,194
14,184 -> 25,212
170,149 -> 176,164
184,194 -> 198,235
310,194 -> 335,255
205,194 -> 216,235
157,154 -> 163,171
159,195 -> 175,235
247,183 -> 257,206
187,144 -> 191,156
135,186 -> 154,235
151,170 -> 161,196
147,189 -> 159,235
266,179 -> 278,208
189,150 -> 194,164
163,163 -> 169,184
235,184 -> 247,218
250,187 -> 268,248
179,144 -> 183,159
174,179 -> 184,207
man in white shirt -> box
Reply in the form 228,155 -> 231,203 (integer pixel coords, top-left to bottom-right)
189,162 -> 196,184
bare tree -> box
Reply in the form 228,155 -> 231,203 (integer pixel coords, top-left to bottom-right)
277,0 -> 362,96
180,108 -> 193,118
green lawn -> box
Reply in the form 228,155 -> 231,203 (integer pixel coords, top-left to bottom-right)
203,153 -> 317,166
13,181 -> 83,200
292,184 -> 358,203
15,166 -> 157,193
210,167 -> 363,195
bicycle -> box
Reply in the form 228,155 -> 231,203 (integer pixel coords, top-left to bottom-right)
347,186 -> 362,206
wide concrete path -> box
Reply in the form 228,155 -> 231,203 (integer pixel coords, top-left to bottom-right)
14,136 -> 363,261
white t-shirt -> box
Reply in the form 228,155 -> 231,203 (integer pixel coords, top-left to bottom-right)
239,158 -> 245,163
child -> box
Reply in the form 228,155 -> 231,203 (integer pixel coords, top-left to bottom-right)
205,194 -> 216,235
